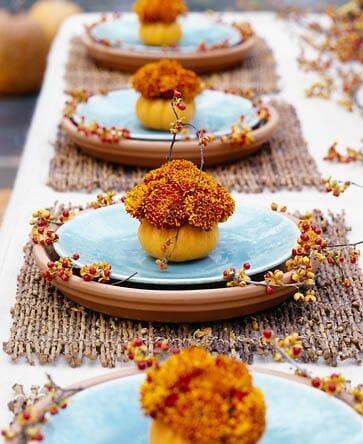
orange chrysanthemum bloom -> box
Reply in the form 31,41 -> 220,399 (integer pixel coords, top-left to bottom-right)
133,0 -> 187,24
141,348 -> 266,444
132,60 -> 202,101
123,160 -> 235,231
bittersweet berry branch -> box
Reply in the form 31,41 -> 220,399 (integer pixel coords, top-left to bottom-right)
169,91 -> 208,173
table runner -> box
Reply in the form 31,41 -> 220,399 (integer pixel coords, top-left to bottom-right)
3,211 -> 362,368
2,12 -> 363,428
48,100 -> 321,193
65,36 -> 279,94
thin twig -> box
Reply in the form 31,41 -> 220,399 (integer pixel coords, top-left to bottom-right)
327,240 -> 363,249
168,131 -> 177,162
169,101 -> 206,172
164,229 -> 181,262
111,272 -> 138,286
352,89 -> 363,111
244,280 -> 301,289
274,345 -> 309,375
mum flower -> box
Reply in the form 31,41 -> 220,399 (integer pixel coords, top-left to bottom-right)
133,0 -> 187,24
140,347 -> 266,444
123,160 -> 235,231
132,60 -> 202,101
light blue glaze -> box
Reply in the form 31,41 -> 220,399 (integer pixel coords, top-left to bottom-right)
74,89 -> 260,141
43,373 -> 363,444
90,15 -> 242,53
54,203 -> 299,286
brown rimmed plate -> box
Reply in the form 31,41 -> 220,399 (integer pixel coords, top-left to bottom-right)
6,367 -> 362,444
82,14 -> 256,73
31,202 -> 303,325
61,103 -> 278,168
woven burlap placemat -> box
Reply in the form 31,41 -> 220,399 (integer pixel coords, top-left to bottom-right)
3,211 -> 362,368
65,36 -> 279,94
48,100 -> 321,193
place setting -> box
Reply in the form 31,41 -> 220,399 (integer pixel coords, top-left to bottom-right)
83,0 -> 257,73
62,60 -> 279,166
54,55 -> 320,193
4,348 -> 363,443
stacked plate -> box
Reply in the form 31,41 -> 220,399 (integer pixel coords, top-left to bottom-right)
33,203 -> 300,322
83,15 -> 257,72
62,89 -> 279,166
37,370 -> 363,444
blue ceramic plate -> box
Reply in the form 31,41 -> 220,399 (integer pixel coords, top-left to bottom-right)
42,372 -> 363,444
90,15 -> 242,53
54,203 -> 299,286
73,89 -> 260,141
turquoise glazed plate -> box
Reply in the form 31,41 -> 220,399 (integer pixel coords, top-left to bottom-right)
90,15 -> 242,54
42,372 -> 363,444
53,203 -> 299,286
73,89 -> 260,141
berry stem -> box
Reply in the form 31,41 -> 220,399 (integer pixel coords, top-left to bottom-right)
327,240 -> 363,248
112,271 -> 138,286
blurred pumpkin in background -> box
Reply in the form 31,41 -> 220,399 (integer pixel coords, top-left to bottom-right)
0,10 -> 48,93
29,0 -> 82,44
0,1 -> 82,94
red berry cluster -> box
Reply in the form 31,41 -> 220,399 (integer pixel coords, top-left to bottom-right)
156,257 -> 168,271
262,329 -> 303,361
221,116 -> 254,146
63,89 -> 91,118
1,377 -> 70,442
310,373 -> 346,396
42,257 -> 74,282
64,89 -> 130,144
223,262 -> 251,287
77,119 -> 131,144
173,89 -> 186,110
197,38 -> 230,52
30,209 -> 59,246
223,267 -> 237,281
196,128 -> 210,147
32,228 -> 59,246
324,142 -> 363,164
59,209 -> 75,224
90,191 -> 116,209
218,86 -> 255,100
350,248 -> 360,264
264,269 -> 285,294
170,118 -> 184,135
224,206 -> 360,303
125,338 -> 179,370
322,177 -> 351,197
79,262 -> 112,283
170,91 -> 211,151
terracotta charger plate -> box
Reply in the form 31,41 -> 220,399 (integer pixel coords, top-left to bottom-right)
62,89 -> 279,167
7,367 -> 363,444
33,246 -> 299,322
32,203 -> 303,323
83,14 -> 257,73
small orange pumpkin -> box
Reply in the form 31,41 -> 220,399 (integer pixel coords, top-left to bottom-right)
29,0 -> 82,44
0,10 -> 48,93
